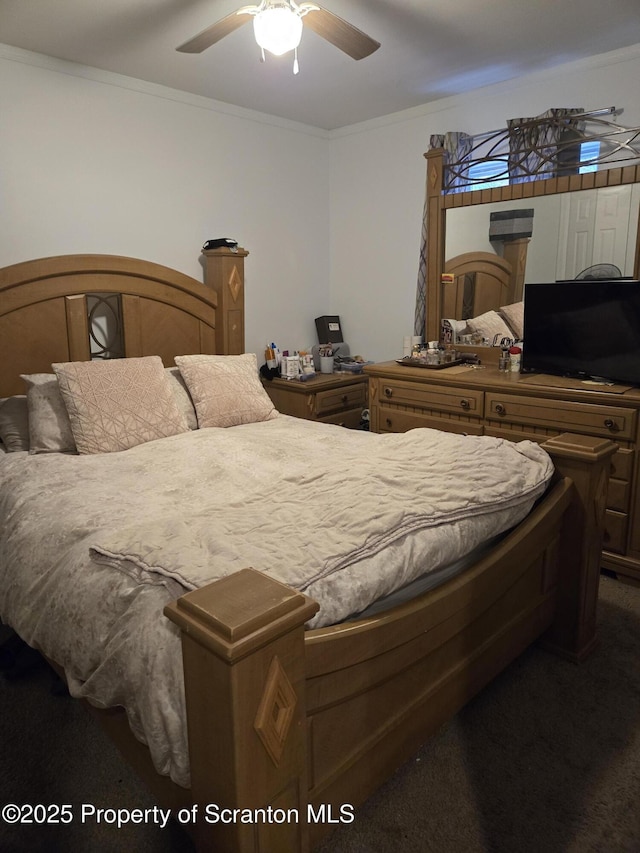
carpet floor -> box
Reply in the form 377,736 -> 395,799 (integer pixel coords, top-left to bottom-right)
1,575 -> 639,852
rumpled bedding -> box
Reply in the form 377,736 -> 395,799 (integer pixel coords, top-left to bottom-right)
0,415 -> 553,787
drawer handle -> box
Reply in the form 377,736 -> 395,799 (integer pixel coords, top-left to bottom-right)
386,417 -> 392,428
384,387 -> 393,398
494,403 -> 506,415
604,418 -> 617,431
459,399 -> 471,411
341,394 -> 348,404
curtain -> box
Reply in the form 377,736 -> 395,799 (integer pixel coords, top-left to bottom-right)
414,132 -> 472,337
507,108 -> 586,183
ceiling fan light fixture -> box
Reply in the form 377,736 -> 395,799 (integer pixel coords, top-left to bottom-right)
253,6 -> 303,56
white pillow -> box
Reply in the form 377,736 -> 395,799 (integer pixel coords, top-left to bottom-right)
466,310 -> 514,344
53,356 -> 189,454
166,367 -> 198,430
500,302 -> 524,340
175,353 -> 278,428
20,374 -> 76,454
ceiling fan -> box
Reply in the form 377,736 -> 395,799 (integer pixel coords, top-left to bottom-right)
177,1 -> 380,74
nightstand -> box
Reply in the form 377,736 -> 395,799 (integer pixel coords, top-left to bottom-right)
262,372 -> 368,428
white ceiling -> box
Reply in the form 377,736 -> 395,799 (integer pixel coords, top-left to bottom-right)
2,0 -> 640,130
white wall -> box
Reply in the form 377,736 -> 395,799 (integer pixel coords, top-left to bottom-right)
329,44 -> 640,362
3,43 -> 640,365
0,47 -> 331,359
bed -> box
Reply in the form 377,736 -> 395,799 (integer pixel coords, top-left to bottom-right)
0,252 -> 616,852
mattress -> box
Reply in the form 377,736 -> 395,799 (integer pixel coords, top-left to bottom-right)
0,415 -> 553,787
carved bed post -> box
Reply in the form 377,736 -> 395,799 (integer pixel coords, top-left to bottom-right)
202,247 -> 249,355
165,568 -> 318,853
500,237 -> 531,304
540,433 -> 617,662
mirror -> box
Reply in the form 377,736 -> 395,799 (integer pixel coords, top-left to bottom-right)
423,145 -> 640,343
445,184 -> 640,289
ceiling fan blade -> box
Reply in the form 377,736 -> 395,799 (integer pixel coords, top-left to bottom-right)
176,11 -> 251,54
303,6 -> 380,60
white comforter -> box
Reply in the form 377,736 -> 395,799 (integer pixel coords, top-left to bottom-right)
0,415 -> 553,787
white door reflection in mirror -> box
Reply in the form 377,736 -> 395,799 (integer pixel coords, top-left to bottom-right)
557,184 -> 640,279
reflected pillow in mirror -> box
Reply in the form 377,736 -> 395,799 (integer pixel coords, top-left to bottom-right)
500,302 -> 524,340
466,310 -> 514,344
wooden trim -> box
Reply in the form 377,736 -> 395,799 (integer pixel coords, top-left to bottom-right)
425,149 -> 445,342
202,248 -> 249,355
65,294 -> 90,362
539,433 -> 617,660
121,293 -> 143,358
165,569 -> 317,853
425,150 -> 640,341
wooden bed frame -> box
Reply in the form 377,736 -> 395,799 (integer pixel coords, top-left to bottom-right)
0,252 -> 617,852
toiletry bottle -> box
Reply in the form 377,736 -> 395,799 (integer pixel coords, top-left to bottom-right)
509,345 -> 522,372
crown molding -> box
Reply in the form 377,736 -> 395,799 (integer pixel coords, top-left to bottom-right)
0,42 -> 330,140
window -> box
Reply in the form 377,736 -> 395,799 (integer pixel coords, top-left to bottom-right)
579,139 -> 601,173
466,158 -> 509,190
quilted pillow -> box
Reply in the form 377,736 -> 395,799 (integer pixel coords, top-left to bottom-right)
175,353 -> 278,428
52,356 -> 189,454
466,310 -> 514,343
166,367 -> 198,430
0,395 -> 30,452
500,301 -> 524,340
20,374 -> 77,454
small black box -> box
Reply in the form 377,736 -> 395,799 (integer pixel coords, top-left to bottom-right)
315,315 -> 343,344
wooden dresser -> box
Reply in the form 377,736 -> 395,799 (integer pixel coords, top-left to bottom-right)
366,360 -> 640,583
262,372 -> 368,428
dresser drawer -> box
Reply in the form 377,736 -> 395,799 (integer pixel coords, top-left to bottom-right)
604,510 -> 628,554
378,407 -> 483,436
377,378 -> 484,417
485,392 -> 636,440
610,446 -> 634,481
607,479 -> 631,513
608,448 -> 634,512
321,408 -> 365,429
315,382 -> 366,416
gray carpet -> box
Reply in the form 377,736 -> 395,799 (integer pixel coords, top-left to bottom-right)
1,575 -> 639,852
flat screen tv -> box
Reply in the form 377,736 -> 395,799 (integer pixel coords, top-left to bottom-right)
521,280 -> 640,386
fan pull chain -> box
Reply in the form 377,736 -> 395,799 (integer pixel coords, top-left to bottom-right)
293,47 -> 299,74
260,46 -> 265,63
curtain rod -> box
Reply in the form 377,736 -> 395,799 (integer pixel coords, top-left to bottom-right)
466,107 -> 620,143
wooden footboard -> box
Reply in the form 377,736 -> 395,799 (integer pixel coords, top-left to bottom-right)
163,432 -> 616,852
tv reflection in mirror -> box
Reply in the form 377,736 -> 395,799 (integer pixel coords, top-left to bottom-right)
522,280 -> 640,386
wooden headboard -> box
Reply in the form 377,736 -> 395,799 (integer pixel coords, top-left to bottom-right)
443,250 -> 515,320
0,248 -> 248,397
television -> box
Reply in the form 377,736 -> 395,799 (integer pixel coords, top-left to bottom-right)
521,280 -> 640,386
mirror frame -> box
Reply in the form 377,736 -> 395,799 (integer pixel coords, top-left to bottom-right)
423,147 -> 640,343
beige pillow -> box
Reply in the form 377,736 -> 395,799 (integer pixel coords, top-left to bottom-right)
0,395 -> 30,452
175,353 -> 278,428
20,374 -> 77,454
466,310 -> 514,344
500,301 -> 524,340
52,357 -> 189,454
166,367 -> 198,430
